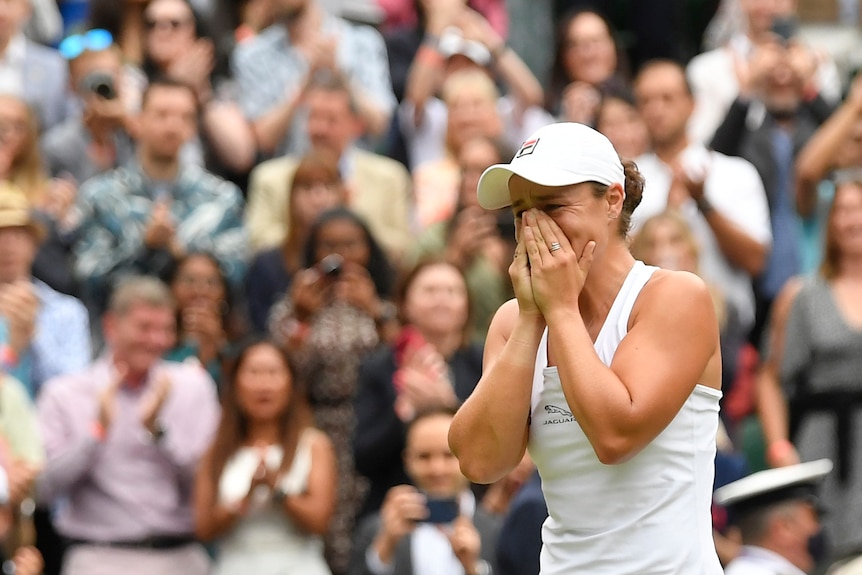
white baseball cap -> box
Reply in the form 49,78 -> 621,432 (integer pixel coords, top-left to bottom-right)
713,458 -> 833,512
476,122 -> 625,210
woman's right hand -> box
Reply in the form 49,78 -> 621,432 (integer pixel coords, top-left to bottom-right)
509,219 -> 541,318
290,268 -> 325,321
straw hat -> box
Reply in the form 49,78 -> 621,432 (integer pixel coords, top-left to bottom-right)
0,184 -> 47,242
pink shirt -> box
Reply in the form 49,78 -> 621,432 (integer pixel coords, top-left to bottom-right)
37,355 -> 220,541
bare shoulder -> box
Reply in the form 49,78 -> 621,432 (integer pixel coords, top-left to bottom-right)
632,269 -> 716,325
772,275 -> 806,320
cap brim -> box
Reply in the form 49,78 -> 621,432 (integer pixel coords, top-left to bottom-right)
476,163 -> 592,210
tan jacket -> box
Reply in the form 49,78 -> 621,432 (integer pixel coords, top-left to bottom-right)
245,149 -> 414,258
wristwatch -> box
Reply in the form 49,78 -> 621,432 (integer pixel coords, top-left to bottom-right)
473,560 -> 492,575
695,196 -> 714,216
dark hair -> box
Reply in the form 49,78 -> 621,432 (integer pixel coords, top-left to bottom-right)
305,70 -> 360,117
588,159 -> 645,237
302,207 -> 395,299
206,337 -> 313,485
394,257 -> 474,346
546,8 -> 630,114
405,404 -> 459,443
820,179 -> 862,280
141,76 -> 199,110
163,251 -> 233,333
634,58 -> 693,96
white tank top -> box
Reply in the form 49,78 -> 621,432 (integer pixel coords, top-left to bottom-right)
528,261 -> 723,574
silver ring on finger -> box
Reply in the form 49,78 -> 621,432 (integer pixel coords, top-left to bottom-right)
549,242 -> 562,253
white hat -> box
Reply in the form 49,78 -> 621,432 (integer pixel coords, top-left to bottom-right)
714,459 -> 833,513
476,122 -> 625,210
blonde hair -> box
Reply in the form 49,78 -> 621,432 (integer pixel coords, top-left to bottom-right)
0,95 -> 47,202
629,210 -> 700,263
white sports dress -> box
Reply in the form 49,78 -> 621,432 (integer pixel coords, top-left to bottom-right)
528,261 -> 723,574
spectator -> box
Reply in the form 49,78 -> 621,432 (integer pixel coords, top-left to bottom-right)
129,0 -> 256,175
407,136 -> 512,337
0,466 -> 44,575
687,0 -> 841,145
231,0 -> 397,158
72,78 -> 247,318
354,259 -> 483,517
0,0 -> 68,131
350,406 -> 500,575
546,8 -> 629,126
36,276 -> 220,575
710,27 -> 834,346
714,459 -> 833,575
495,470 -> 546,575
165,252 -> 245,384
245,72 -> 412,261
399,8 -> 548,173
246,152 -> 347,333
0,190 -> 90,399
756,179 -> 862,560
795,73 -> 862,273
632,59 -> 771,392
408,65 -> 548,231
0,94 -> 79,295
269,207 -> 397,575
594,88 -> 649,161
194,338 -> 337,575
42,33 -> 136,188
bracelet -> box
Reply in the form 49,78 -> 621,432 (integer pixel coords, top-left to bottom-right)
766,439 -> 794,466
695,196 -> 714,216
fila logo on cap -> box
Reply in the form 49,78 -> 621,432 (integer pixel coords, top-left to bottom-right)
515,138 -> 540,158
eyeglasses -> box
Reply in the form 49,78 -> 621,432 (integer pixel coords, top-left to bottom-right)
58,29 -> 113,60
145,17 -> 192,32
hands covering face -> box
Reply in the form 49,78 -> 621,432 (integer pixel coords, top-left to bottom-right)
510,209 -> 596,319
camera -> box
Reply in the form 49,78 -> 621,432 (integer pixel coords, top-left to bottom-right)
80,71 -> 117,100
318,253 -> 343,278
423,497 -> 460,524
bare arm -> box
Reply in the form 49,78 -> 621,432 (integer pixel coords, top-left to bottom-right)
193,452 -> 244,541
201,100 -> 257,173
756,278 -> 803,467
251,84 -> 306,157
277,431 -> 337,535
549,272 -> 720,463
448,299 -> 542,484
796,75 -> 862,217
701,207 -> 769,277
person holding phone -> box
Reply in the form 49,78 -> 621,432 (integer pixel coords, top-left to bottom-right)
350,406 -> 499,575
448,122 -> 723,573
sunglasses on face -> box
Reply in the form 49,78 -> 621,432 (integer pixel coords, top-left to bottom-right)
145,17 -> 192,32
58,29 -> 113,60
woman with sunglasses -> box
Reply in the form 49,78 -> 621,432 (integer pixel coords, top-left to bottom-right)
88,0 -> 256,177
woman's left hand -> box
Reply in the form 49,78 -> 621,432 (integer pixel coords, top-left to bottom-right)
333,263 -> 379,317
522,209 -> 595,316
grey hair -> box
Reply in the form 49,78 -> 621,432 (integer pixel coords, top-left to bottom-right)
108,276 -> 175,316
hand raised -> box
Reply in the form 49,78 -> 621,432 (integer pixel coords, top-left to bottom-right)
139,373 -> 172,435
99,362 -> 128,432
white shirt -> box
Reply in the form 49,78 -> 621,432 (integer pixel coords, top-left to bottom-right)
686,34 -> 842,145
724,546 -> 808,575
528,261 -> 723,574
632,145 -> 772,331
0,34 -> 27,96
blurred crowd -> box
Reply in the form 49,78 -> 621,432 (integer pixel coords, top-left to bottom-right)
0,0 -> 860,573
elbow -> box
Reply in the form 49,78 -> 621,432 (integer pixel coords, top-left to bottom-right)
455,457 -> 507,485
592,435 -> 640,466
743,244 -> 769,277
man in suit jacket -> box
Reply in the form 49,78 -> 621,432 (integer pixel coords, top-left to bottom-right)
350,406 -> 499,575
0,0 -> 68,131
245,71 -> 413,261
